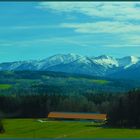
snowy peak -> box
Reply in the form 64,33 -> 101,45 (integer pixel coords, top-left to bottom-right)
93,55 -> 119,67
44,53 -> 82,62
37,53 -> 82,70
130,56 -> 139,63
118,56 -> 140,69
0,54 -> 140,79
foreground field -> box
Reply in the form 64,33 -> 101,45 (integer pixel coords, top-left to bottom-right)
0,119 -> 140,138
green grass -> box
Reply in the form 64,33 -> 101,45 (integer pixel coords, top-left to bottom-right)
0,119 -> 140,138
67,77 -> 110,85
0,84 -> 12,89
91,79 -> 110,84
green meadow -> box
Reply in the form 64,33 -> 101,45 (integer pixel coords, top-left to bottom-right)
0,119 -> 140,138
67,77 -> 110,85
0,84 -> 12,90
91,79 -> 110,84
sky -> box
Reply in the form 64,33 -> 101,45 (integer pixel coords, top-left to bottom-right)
0,2 -> 140,62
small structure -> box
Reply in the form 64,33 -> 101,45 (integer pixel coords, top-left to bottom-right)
47,112 -> 107,121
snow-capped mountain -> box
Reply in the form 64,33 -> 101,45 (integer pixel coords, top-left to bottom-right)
0,54 -> 140,79
117,56 -> 140,69
37,53 -> 82,70
93,55 -> 119,68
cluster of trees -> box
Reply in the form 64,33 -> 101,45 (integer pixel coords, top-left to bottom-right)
107,89 -> 140,128
0,92 -> 118,118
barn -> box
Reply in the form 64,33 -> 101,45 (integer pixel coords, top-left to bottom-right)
48,112 -> 107,121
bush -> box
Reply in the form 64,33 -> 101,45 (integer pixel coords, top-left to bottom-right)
0,120 -> 5,133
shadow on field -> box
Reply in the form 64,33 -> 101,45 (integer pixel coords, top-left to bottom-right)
85,123 -> 140,130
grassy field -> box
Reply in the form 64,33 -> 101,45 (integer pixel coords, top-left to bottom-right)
68,77 -> 110,85
0,119 -> 140,138
0,84 -> 12,89
91,79 -> 110,84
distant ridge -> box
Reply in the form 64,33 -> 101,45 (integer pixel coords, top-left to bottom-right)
0,54 -> 140,80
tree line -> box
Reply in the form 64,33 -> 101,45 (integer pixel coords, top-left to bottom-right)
0,91 -> 119,118
107,89 -> 140,128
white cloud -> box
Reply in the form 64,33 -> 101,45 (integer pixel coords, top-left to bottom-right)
37,2 -> 140,48
60,21 -> 140,34
1,33 -> 140,49
123,34 -> 140,44
38,2 -> 140,21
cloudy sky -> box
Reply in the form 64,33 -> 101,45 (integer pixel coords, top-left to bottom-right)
0,2 -> 140,62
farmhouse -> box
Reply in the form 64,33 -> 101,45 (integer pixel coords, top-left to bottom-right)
48,112 -> 107,121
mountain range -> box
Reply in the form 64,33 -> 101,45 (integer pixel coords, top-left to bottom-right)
0,53 -> 140,80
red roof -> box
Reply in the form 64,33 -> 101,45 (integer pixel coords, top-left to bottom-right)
48,112 -> 107,120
